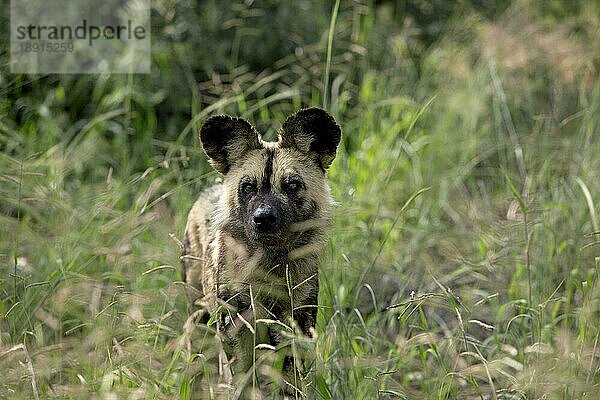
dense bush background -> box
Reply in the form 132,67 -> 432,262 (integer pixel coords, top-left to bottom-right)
1,1 -> 599,398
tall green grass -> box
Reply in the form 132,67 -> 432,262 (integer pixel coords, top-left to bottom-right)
1,1 -> 599,398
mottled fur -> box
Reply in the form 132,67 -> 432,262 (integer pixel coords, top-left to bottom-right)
182,108 -> 341,385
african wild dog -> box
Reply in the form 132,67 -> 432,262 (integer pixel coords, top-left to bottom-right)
182,108 -> 341,383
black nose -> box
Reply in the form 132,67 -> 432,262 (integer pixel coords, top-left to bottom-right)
253,204 -> 278,229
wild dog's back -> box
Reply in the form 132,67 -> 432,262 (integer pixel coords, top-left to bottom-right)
182,184 -> 222,307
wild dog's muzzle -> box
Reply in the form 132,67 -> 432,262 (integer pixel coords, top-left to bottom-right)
253,203 -> 279,230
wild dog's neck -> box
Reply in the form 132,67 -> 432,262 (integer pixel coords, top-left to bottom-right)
220,221 -> 325,269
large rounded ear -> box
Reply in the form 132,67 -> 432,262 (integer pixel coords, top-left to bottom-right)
279,108 -> 342,170
200,115 -> 262,174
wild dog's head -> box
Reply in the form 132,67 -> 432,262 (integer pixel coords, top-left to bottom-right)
200,108 -> 341,247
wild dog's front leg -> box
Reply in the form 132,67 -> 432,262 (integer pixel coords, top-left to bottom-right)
279,283 -> 319,394
294,281 -> 319,337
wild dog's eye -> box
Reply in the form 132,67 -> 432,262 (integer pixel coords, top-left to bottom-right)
283,176 -> 304,192
242,183 -> 255,193
240,177 -> 256,194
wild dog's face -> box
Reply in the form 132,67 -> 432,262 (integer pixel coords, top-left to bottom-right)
200,108 -> 341,247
